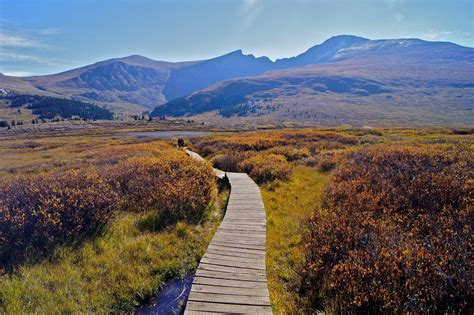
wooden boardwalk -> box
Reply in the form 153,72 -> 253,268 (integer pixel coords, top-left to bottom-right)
183,152 -> 272,314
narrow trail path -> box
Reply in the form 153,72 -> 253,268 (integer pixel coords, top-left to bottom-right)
184,150 -> 272,314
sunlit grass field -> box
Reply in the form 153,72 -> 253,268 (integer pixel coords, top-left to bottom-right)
0,130 -> 229,313
0,126 -> 472,313
0,189 -> 229,313
262,167 -> 329,313
190,127 -> 473,313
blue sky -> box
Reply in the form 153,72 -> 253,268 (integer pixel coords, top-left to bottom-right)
0,0 -> 472,76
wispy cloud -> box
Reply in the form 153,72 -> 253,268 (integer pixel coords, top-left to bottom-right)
385,0 -> 406,9
242,0 -> 258,10
239,0 -> 263,30
0,24 -> 64,72
36,28 -> 62,36
0,52 -> 65,65
0,32 -> 45,48
393,13 -> 405,23
0,52 -> 44,63
421,29 -> 453,41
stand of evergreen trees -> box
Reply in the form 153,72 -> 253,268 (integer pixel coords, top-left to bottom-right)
1,95 -> 113,120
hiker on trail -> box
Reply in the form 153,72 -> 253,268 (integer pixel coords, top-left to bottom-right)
177,138 -> 185,147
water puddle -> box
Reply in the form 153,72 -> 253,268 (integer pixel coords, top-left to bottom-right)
135,275 -> 193,315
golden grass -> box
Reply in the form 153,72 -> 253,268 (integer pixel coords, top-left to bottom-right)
262,166 -> 329,314
0,129 -> 229,313
0,188 -> 229,314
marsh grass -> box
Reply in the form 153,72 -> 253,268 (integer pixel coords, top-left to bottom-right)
0,131 -> 229,314
262,166 -> 329,313
0,188 -> 229,314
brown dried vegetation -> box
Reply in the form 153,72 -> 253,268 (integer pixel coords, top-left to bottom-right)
0,144 -> 216,269
304,144 -> 473,313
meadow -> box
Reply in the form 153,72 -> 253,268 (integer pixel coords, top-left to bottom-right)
190,127 -> 473,313
0,130 -> 228,313
0,125 -> 472,313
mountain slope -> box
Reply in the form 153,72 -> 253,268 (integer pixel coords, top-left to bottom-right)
2,35 -> 473,124
18,56 -> 193,112
163,50 -> 273,100
151,39 -> 474,127
275,35 -> 369,68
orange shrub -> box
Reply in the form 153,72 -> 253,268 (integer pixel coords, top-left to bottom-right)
315,154 -> 337,172
0,169 -> 118,266
304,144 -> 472,313
0,148 -> 217,269
268,146 -> 310,161
211,153 -> 245,172
106,153 -> 216,223
239,153 -> 291,184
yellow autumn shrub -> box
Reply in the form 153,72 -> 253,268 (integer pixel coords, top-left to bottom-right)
105,152 -> 216,223
239,153 -> 291,184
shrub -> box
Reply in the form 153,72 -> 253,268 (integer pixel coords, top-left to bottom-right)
0,148 -> 217,269
211,153 -> 244,172
0,169 -> 118,266
239,153 -> 291,184
314,140 -> 346,151
300,156 -> 318,167
268,146 -> 310,161
106,153 -> 216,223
316,154 -> 337,172
304,144 -> 472,313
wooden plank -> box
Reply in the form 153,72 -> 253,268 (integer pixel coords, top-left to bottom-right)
189,284 -> 269,297
185,301 -> 272,314
220,220 -> 266,224
195,269 -> 267,282
210,242 -> 266,251
199,257 -> 266,270
212,232 -> 266,239
214,232 -> 266,239
188,292 -> 271,306
219,226 -> 266,232
208,244 -> 266,255
198,263 -> 266,276
183,155 -> 271,314
206,249 -> 265,260
192,277 -> 268,289
203,253 -> 265,264
211,236 -> 266,244
211,235 -> 266,243
211,236 -> 266,243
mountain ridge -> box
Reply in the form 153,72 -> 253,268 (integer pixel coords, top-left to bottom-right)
1,35 -> 473,124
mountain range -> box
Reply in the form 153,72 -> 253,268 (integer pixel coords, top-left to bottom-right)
1,35 -> 473,126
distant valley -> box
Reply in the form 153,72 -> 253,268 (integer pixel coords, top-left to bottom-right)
1,35 -> 473,126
